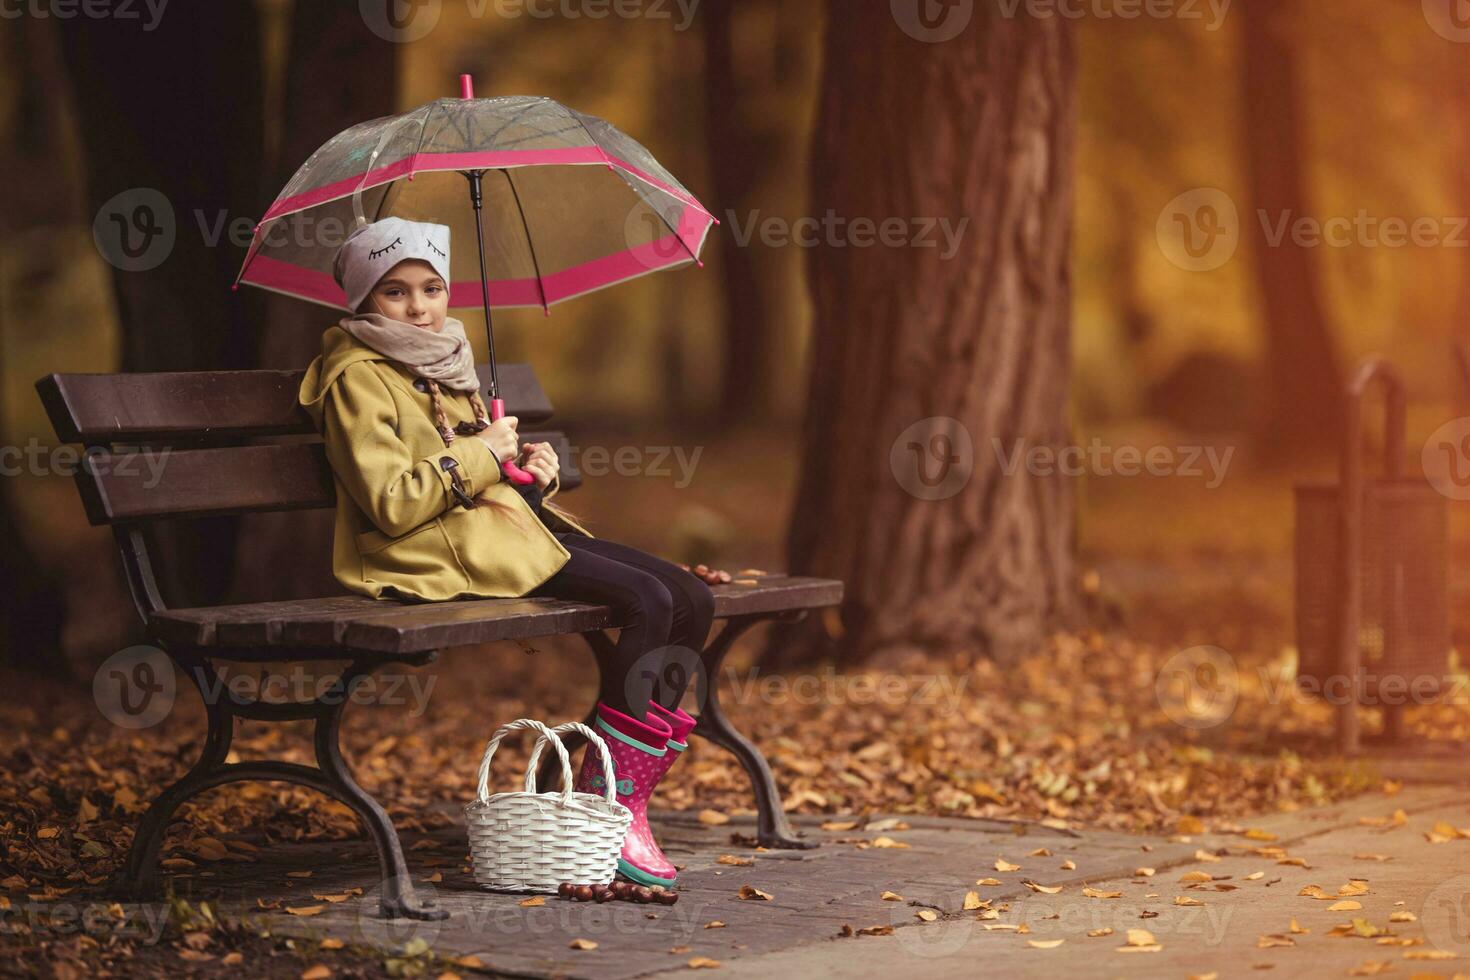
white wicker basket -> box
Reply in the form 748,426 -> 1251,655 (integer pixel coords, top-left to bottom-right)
464,718 -> 632,892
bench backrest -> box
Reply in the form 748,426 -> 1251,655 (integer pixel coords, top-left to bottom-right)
36,363 -> 580,526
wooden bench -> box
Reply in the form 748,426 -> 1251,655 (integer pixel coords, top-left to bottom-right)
36,365 -> 843,919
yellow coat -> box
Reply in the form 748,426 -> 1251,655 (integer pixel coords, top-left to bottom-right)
298,324 -> 594,602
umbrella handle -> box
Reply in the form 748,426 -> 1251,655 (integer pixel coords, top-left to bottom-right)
489,398 -> 537,486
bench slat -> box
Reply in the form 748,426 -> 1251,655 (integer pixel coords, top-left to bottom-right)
36,363 -> 553,444
148,575 -> 843,654
75,430 -> 580,525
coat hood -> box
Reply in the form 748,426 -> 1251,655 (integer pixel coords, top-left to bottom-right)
299,324 -> 391,428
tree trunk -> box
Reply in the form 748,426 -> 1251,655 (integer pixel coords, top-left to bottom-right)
703,0 -> 773,426
1239,0 -> 1344,455
764,4 -> 1078,667
230,0 -> 400,603
57,4 -> 266,609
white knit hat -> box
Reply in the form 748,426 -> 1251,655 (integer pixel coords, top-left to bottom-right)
332,216 -> 452,312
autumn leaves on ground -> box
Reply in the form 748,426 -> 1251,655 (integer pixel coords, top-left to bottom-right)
4,462 -> 1468,974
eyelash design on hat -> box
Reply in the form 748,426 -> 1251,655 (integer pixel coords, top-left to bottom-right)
368,237 -> 403,260
426,240 -> 447,258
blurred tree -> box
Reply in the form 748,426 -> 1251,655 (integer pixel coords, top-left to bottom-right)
1239,0 -> 1344,453
765,3 -> 1078,667
56,2 -> 266,610
230,0 -> 400,603
702,0 -> 813,425
0,18 -> 70,671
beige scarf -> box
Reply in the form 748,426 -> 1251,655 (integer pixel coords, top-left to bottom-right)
338,313 -> 482,393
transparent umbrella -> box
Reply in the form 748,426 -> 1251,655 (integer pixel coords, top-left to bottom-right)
235,75 -> 716,484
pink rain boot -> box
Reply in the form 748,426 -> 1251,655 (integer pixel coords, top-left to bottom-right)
574,702 -> 678,887
645,701 -> 697,784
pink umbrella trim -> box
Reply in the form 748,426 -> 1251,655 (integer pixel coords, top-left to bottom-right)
239,203 -> 712,312
259,147 -> 712,224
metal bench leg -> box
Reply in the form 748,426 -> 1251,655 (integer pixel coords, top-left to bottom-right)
118,683 -> 235,900
115,654 -> 447,921
692,615 -> 816,850
314,663 -> 446,921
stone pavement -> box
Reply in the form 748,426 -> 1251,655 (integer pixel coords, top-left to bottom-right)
168,785 -> 1470,978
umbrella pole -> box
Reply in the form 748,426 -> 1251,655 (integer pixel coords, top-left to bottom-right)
464,167 -> 535,486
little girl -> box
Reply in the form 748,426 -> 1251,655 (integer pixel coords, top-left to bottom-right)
298,216 -> 718,887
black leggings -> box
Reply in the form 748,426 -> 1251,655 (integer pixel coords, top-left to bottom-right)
528,532 -> 715,717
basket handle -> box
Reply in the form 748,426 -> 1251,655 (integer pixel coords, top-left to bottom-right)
525,722 -> 620,807
474,718 -> 572,806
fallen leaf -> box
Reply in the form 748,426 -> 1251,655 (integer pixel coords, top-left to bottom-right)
915,909 -> 939,922
698,810 -> 730,826
519,896 -> 544,907
880,891 -> 903,902
1329,901 -> 1363,912
569,938 -> 598,950
1022,880 -> 1062,895
1083,887 -> 1122,899
285,906 -> 325,917
687,957 -> 721,969
976,877 -> 1003,886
871,837 -> 908,849
963,891 -> 983,910
1175,896 -> 1205,907
704,920 -> 725,929
1027,939 -> 1065,949
716,855 -> 753,866
995,859 -> 1021,873
737,885 -> 772,901
1087,927 -> 1114,937
1257,934 -> 1295,948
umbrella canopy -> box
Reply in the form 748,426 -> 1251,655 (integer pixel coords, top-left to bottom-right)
235,93 -> 716,313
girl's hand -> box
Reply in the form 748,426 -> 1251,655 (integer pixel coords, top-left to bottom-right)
521,441 -> 559,492
476,416 -> 518,465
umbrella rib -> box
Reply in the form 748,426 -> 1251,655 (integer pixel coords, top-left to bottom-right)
501,168 -> 551,316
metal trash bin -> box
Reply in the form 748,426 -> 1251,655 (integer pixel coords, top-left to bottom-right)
1293,358 -> 1449,753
